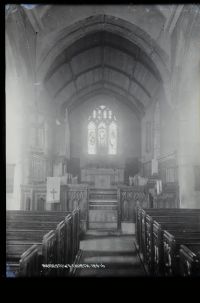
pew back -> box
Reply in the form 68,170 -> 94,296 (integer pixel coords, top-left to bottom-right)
179,244 -> 200,276
163,231 -> 200,276
136,206 -> 200,276
19,244 -> 42,277
6,209 -> 81,277
42,230 -> 57,277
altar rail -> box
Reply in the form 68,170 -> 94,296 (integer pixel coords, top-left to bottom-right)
20,183 -> 179,231
118,185 -> 149,223
66,184 -> 89,233
117,183 -> 180,223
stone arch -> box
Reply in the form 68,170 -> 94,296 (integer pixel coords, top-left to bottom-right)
37,15 -> 170,89
60,85 -> 144,118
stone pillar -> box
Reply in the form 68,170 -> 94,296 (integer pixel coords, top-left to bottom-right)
151,101 -> 161,175
177,41 -> 200,208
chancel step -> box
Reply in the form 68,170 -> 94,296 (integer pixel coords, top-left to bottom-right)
89,209 -> 118,229
89,205 -> 117,210
89,198 -> 118,210
88,188 -> 118,230
90,194 -> 117,200
89,199 -> 117,204
89,222 -> 118,229
89,188 -> 118,201
89,188 -> 117,194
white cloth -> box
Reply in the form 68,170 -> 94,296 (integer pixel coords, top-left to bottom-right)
46,177 -> 60,203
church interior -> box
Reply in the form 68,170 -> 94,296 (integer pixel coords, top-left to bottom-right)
5,4 -> 200,277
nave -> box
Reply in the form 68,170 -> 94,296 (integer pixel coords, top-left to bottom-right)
6,199 -> 200,277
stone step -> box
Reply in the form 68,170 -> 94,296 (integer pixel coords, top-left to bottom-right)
89,191 -> 117,195
88,208 -> 118,230
89,205 -> 118,210
89,199 -> 118,204
89,203 -> 117,207
89,209 -> 117,220
89,222 -> 118,229
89,196 -> 118,201
90,187 -> 117,190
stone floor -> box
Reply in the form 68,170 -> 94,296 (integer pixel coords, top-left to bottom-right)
74,230 -> 146,277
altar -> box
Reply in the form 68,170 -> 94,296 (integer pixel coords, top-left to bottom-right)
81,168 -> 124,188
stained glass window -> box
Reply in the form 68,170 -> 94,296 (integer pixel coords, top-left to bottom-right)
88,121 -> 96,154
88,105 -> 117,155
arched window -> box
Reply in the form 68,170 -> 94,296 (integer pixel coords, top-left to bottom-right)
88,105 -> 117,155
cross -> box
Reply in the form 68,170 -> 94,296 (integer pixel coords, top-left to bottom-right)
50,188 -> 57,200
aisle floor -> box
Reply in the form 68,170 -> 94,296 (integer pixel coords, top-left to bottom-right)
75,231 -> 147,277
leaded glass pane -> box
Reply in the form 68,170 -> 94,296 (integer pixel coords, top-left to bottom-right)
98,122 -> 107,146
108,122 -> 117,154
88,122 -> 96,154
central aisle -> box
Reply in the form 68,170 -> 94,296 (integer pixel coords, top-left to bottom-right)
74,231 -> 147,277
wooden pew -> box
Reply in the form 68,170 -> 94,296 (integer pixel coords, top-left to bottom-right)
135,206 -> 200,276
7,221 -> 63,230
41,209 -> 80,277
72,209 -> 80,260
7,228 -> 64,277
7,230 -> 49,242
6,210 -> 70,216
139,210 -> 200,262
163,232 -> 200,276
55,215 -> 73,276
136,206 -> 200,252
19,244 -> 42,277
6,241 -> 43,277
150,220 -> 200,275
42,230 -> 57,277
7,242 -> 42,261
7,226 -> 69,276
145,216 -> 200,274
64,214 -> 73,265
135,206 -> 200,253
6,208 -> 81,277
6,211 -> 71,232
7,244 -> 42,278
179,244 -> 200,276
7,214 -> 70,222
6,211 -> 71,226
